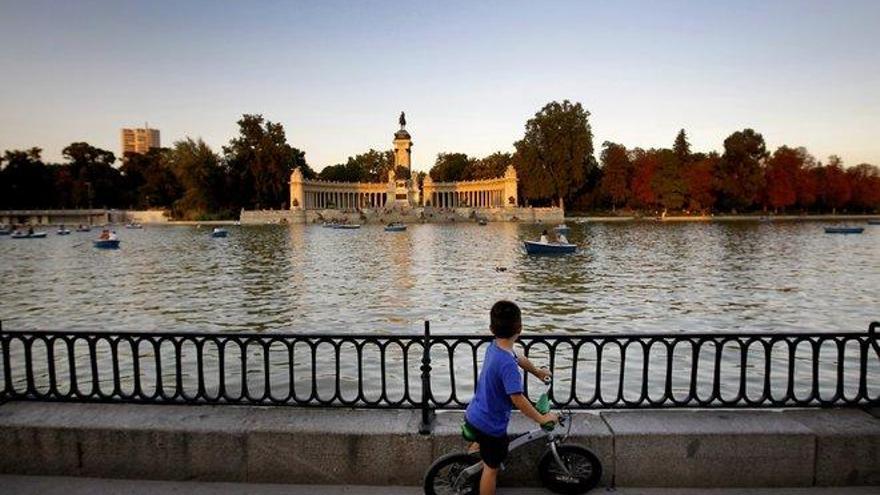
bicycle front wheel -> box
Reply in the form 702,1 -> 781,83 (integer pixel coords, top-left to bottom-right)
423,452 -> 481,495
538,444 -> 602,494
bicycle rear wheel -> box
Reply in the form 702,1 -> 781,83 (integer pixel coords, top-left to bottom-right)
423,452 -> 481,495
538,444 -> 602,494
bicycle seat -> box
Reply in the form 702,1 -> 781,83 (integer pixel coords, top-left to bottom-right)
460,422 -> 477,442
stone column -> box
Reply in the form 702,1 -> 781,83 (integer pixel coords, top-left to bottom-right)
290,168 -> 305,210
503,165 -> 518,208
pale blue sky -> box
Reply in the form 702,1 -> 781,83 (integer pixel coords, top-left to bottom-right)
1,0 -> 878,170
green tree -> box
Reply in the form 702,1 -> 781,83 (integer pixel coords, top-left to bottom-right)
0,148 -> 55,209
652,149 -> 688,210
429,152 -> 471,182
318,162 -> 364,182
715,129 -> 768,211
470,152 -> 512,180
62,142 -> 123,208
167,138 -> 225,219
513,100 -> 596,208
319,149 -> 395,182
673,129 -> 691,163
120,149 -> 181,208
223,114 -> 313,209
355,149 -> 395,182
598,142 -> 631,210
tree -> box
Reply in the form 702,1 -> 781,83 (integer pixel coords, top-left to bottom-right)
597,142 -> 631,210
470,152 -> 512,180
715,129 -> 768,211
0,148 -> 55,209
764,146 -> 803,212
120,148 -> 181,208
683,154 -> 718,212
513,100 -> 596,208
223,114 -> 312,209
429,152 -> 471,182
847,163 -> 880,212
62,142 -> 123,208
818,156 -> 851,213
673,129 -> 691,163
167,138 -> 225,219
318,161 -> 364,182
793,149 -> 819,211
630,149 -> 658,209
652,149 -> 687,210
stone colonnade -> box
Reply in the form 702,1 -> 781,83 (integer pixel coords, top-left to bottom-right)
289,165 -> 518,211
302,188 -> 391,209
422,165 -> 518,209
290,169 -> 391,210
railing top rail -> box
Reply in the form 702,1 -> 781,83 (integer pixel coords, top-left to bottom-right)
0,328 -> 876,340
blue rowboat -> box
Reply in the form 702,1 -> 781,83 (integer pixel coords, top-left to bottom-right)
211,229 -> 229,238
524,240 -> 577,255
93,239 -> 121,249
868,220 -> 880,225
125,223 -> 143,229
824,227 -> 864,234
11,232 -> 47,239
554,224 -> 571,234
384,224 -> 407,232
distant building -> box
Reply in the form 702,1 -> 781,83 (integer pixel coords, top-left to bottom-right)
120,126 -> 160,157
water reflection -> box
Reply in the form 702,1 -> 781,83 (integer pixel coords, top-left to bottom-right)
0,221 -> 877,334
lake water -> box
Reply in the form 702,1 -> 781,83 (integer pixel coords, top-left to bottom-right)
0,220 -> 878,335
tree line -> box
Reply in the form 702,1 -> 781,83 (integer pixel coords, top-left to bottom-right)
2,104 -> 878,218
427,101 -> 880,214
0,115 -> 316,220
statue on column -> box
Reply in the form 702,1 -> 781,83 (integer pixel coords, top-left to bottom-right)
399,111 -> 406,128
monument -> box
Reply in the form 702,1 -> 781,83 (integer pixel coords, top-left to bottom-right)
281,112 -> 537,223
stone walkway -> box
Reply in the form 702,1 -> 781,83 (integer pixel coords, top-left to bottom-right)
0,476 -> 876,495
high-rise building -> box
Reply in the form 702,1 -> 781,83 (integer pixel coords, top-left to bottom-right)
120,126 -> 160,157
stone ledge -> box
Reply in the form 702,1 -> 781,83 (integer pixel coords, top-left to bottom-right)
0,402 -> 877,487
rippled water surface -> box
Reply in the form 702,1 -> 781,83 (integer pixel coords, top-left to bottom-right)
1,221 -> 878,334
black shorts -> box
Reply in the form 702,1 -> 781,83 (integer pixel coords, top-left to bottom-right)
466,421 -> 509,469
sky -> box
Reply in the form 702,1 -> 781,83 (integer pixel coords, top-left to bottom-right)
1,0 -> 879,171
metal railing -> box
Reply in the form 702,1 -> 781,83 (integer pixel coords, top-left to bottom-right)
1,322 -> 878,433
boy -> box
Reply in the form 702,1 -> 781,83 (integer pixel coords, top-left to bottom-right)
464,300 -> 557,495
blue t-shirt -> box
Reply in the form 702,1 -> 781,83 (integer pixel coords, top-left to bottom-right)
465,341 -> 523,437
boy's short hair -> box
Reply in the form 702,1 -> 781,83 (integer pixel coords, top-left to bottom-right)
490,300 -> 522,338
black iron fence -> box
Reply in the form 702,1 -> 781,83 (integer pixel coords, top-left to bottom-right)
1,322 -> 878,432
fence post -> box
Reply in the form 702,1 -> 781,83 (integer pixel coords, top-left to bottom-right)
419,320 -> 435,434
0,320 -> 6,405
870,322 -> 880,357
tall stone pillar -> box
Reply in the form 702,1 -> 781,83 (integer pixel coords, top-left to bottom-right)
290,168 -> 305,210
503,165 -> 518,208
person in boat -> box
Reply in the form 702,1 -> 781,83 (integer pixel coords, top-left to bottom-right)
27,226 -> 34,235
539,230 -> 549,244
108,230 -> 118,241
557,232 -> 568,244
99,229 -> 110,240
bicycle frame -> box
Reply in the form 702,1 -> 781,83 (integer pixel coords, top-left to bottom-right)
454,412 -> 574,489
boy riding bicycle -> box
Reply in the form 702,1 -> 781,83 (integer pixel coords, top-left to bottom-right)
464,300 -> 558,495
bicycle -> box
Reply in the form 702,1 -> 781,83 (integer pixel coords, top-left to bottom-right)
423,381 -> 603,495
